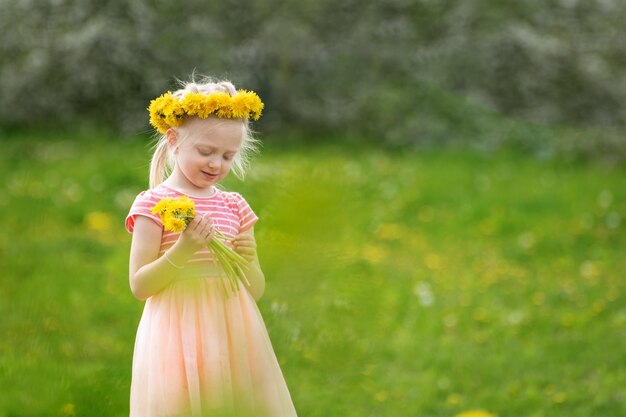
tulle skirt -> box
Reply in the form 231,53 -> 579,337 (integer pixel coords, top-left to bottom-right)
129,266 -> 298,417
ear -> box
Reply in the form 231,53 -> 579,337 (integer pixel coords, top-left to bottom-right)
165,128 -> 179,154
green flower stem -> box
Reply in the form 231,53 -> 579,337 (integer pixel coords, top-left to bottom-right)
208,235 -> 250,292
211,255 -> 229,297
178,214 -> 251,295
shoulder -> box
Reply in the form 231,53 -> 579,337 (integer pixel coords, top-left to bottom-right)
125,185 -> 172,233
218,190 -> 256,213
222,190 -> 258,230
149,183 -> 174,198
220,190 -> 245,207
132,184 -> 175,204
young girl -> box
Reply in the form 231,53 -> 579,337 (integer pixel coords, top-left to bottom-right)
125,76 -> 298,417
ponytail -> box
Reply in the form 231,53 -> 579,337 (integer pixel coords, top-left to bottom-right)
149,135 -> 172,189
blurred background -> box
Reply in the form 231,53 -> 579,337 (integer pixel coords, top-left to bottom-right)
2,0 -> 626,160
1,1 -> 625,416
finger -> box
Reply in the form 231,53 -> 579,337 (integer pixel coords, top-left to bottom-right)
206,225 -> 216,239
236,241 -> 256,250
188,215 -> 203,231
242,252 -> 254,262
192,214 -> 211,231
235,235 -> 253,244
236,247 -> 254,256
236,244 -> 253,252
198,216 -> 210,227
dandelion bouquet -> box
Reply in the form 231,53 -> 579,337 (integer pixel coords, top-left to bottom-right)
151,195 -> 250,294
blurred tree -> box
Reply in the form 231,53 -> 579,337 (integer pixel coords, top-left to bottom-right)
1,0 -> 624,149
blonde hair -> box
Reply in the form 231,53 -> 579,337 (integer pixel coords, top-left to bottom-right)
148,75 -> 262,188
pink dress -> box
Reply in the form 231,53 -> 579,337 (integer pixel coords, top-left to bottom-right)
125,183 -> 298,417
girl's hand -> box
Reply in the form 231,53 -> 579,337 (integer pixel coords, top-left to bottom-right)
178,213 -> 216,251
233,233 -> 257,263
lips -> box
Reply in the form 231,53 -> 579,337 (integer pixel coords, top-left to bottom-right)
202,171 -> 218,178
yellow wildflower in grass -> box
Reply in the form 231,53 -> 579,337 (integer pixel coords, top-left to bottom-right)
84,211 -> 113,232
373,390 -> 388,402
59,403 -> 75,417
151,195 -> 250,295
375,223 -> 404,240
362,244 -> 385,264
454,410 -> 497,417
553,391 -> 567,404
425,252 -> 441,270
446,393 -> 462,405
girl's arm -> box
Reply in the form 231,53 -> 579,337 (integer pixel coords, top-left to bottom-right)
129,214 -> 212,301
235,226 -> 266,301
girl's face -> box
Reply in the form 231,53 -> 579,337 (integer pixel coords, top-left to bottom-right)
168,116 -> 243,189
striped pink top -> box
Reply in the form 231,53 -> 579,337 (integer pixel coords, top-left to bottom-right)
125,183 -> 258,267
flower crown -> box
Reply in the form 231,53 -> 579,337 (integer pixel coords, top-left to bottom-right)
148,89 -> 264,134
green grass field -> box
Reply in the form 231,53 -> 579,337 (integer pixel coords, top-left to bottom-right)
1,131 -> 624,417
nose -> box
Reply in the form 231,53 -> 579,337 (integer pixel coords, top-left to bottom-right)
208,156 -> 221,171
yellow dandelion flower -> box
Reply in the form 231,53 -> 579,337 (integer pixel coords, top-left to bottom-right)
202,94 -> 221,116
181,93 -> 207,117
151,116 -> 169,133
164,217 -> 187,232
454,410 -> 497,417
243,91 -> 264,120
373,390 -> 388,402
84,211 -> 113,232
424,252 -> 441,270
169,195 -> 195,214
160,95 -> 178,114
214,92 -> 234,118
148,93 -> 168,116
446,393 -> 462,405
148,92 -> 185,131
231,92 -> 250,119
162,97 -> 184,127
375,223 -> 404,240
363,244 -> 385,264
59,403 -> 76,417
152,195 -> 195,232
151,197 -> 174,216
553,392 -> 567,403
148,93 -> 176,133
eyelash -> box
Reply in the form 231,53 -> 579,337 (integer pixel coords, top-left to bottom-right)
200,151 -> 232,160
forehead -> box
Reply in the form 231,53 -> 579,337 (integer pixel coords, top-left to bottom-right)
182,116 -> 244,151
